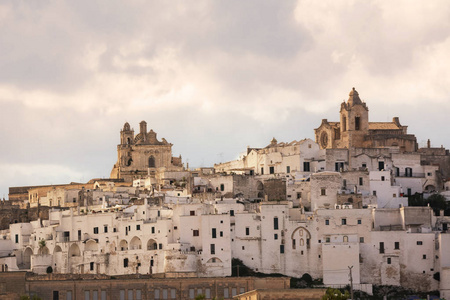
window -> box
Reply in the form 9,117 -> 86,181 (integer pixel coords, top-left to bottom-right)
395,242 -> 400,250
405,167 -> 413,177
152,227 -> 155,234
380,242 -> 385,254
90,262 -> 94,271
280,245 -> 284,254
362,163 -> 367,168
303,162 -> 310,172
274,234 -> 278,240
123,258 -> 128,268
343,236 -> 348,242
387,258 -> 391,264
136,290 -> 142,300
355,117 -> 360,130
341,218 -> 347,225
87,291 -> 92,300
136,225 -> 140,231
93,291 -> 98,300
360,237 -> 364,243
224,289 -> 229,298
220,231 -> 223,237
423,254 -> 427,259
210,244 -> 215,255
66,291 -> 72,300
417,241 -> 423,245
297,192 -> 301,199
94,227 -> 99,234
212,228 -> 217,238
270,166 -> 275,174
232,288 -> 237,297
359,177 -> 363,186
162,289 -> 167,299
53,291 -> 59,300
220,184 -> 224,191
286,166 -> 290,173
190,211 -> 195,216
101,291 -> 106,300
274,217 -> 279,230
148,155 -> 156,168
171,289 -> 176,299
261,167 -> 264,175
373,190 -> 377,196
230,210 -> 234,216
292,239 -> 296,249
378,161 -> 385,171
321,188 -> 326,196
245,227 -> 249,236
325,219 -> 329,225
325,236 -> 330,243
155,289 -> 160,299
104,226 -> 108,233
335,162 -> 344,172
159,243 -> 162,249
381,176 -> 385,181
357,219 -> 362,225
15,234 -> 18,243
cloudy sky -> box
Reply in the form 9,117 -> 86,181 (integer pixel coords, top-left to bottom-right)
1,0 -> 450,198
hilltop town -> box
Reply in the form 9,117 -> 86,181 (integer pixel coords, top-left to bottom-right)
2,88 -> 450,299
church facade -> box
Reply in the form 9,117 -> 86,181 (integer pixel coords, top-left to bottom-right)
314,88 -> 417,152
110,121 -> 183,181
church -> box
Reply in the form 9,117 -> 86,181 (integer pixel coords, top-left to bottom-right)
314,88 -> 417,152
110,121 -> 183,181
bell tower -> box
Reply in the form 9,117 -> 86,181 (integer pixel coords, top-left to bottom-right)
120,122 -> 134,145
339,88 -> 369,148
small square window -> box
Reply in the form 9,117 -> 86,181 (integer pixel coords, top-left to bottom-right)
274,234 -> 278,240
325,219 -> 329,225
417,241 -> 423,245
423,254 -> 427,259
394,242 -> 400,250
360,237 -> 364,243
387,258 -> 391,264
357,219 -> 362,224
341,218 -> 347,225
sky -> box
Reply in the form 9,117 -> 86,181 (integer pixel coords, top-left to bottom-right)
1,0 -> 450,199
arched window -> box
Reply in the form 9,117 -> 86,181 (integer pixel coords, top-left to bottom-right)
127,137 -> 131,145
300,238 -> 304,246
343,236 -> 348,242
149,156 -> 156,168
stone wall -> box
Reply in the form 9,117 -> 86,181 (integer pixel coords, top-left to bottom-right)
0,273 -> 290,300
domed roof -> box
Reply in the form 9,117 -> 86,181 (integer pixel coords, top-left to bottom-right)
347,87 -> 362,106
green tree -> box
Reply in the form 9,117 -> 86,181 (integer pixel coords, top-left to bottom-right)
321,288 -> 350,300
195,295 -> 206,300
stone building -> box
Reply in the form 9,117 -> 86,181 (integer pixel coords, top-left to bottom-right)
314,88 -> 417,152
110,121 -> 183,181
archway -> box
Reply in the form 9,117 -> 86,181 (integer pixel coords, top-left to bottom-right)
119,240 -> 128,251
147,239 -> 158,250
68,243 -> 81,257
291,226 -> 312,250
23,247 -> 33,269
85,240 -> 98,252
53,246 -> 62,253
130,237 -> 142,250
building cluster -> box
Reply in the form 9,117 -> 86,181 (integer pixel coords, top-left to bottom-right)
2,88 -> 450,298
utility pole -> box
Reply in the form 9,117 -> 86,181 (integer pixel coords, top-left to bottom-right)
348,266 -> 354,300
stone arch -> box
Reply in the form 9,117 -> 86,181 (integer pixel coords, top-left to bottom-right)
291,226 -> 311,249
68,243 -> 81,257
38,246 -> 50,255
425,185 -> 436,192
147,239 -> 158,250
119,240 -> 128,251
85,240 -> 98,252
23,247 -> 33,269
53,246 -> 62,253
207,257 -> 223,263
130,236 -> 142,250
149,156 -> 156,168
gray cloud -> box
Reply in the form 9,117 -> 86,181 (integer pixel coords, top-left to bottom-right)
1,0 -> 450,197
